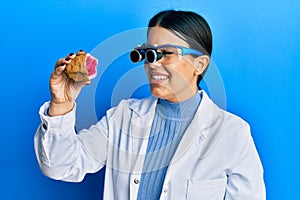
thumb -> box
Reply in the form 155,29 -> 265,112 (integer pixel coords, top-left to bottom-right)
52,64 -> 66,79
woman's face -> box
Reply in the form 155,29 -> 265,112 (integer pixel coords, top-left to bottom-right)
145,26 -> 199,102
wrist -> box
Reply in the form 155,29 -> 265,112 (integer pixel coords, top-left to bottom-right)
48,101 -> 74,116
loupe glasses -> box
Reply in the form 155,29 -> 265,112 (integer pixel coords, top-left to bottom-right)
130,43 -> 203,65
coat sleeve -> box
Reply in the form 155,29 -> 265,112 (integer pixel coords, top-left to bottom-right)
224,124 -> 266,200
34,102 -> 109,182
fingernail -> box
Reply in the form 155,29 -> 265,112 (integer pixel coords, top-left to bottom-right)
69,53 -> 75,56
65,57 -> 71,61
60,62 -> 66,66
79,49 -> 84,52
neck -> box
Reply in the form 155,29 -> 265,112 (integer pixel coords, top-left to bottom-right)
157,91 -> 201,120
166,87 -> 198,103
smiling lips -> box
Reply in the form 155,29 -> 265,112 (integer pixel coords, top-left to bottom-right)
150,72 -> 169,84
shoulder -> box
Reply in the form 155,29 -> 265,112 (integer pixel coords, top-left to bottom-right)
222,109 -> 250,134
215,106 -> 253,164
200,90 -> 252,153
201,90 -> 250,132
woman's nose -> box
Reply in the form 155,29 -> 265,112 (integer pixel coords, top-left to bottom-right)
147,61 -> 162,69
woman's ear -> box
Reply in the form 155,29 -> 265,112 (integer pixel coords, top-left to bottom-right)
194,55 -> 210,75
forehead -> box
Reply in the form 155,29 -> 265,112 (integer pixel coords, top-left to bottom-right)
147,26 -> 189,47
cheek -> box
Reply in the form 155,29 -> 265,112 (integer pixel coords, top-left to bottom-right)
169,63 -> 195,82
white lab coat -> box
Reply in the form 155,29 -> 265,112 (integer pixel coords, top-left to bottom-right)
34,90 -> 266,199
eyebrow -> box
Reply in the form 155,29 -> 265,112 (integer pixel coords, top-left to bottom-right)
143,43 -> 156,48
144,43 -> 186,49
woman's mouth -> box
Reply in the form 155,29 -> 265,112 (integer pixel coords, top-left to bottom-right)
150,73 -> 169,84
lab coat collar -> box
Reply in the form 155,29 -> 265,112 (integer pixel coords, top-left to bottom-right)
128,95 -> 158,117
127,90 -> 218,137
126,90 -> 224,175
193,90 -> 225,159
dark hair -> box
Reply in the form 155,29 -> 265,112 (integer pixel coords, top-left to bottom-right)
148,10 -> 212,89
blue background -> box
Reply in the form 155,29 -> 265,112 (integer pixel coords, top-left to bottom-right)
1,0 -> 299,199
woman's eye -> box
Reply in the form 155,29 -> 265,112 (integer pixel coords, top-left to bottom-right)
162,50 -> 175,55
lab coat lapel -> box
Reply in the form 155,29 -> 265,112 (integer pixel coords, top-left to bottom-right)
166,91 -> 224,175
128,96 -> 158,173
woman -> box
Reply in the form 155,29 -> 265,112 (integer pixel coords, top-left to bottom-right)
34,10 -> 266,199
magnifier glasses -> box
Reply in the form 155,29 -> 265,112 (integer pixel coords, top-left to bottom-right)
129,46 -> 146,63
130,44 -> 202,64
129,44 -> 163,64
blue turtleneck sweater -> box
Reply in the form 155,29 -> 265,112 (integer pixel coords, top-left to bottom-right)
137,93 -> 201,200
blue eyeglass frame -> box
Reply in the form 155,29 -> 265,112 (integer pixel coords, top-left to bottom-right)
152,44 -> 203,57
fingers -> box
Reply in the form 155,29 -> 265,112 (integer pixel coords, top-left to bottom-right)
55,50 -> 84,67
52,50 -> 85,78
77,49 -> 85,55
53,57 -> 71,77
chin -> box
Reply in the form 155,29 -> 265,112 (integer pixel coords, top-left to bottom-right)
150,84 -> 171,99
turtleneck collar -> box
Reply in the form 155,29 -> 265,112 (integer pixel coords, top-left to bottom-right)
156,92 -> 201,121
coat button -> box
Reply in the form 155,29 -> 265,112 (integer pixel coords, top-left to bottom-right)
42,123 -> 47,130
134,178 -> 140,184
163,188 -> 168,193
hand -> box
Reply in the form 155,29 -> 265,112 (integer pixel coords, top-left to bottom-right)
48,50 -> 91,116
